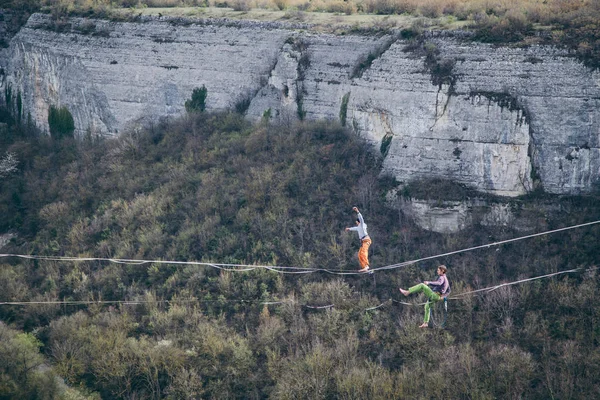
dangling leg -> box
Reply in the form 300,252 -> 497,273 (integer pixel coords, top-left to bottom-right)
420,301 -> 433,328
400,284 -> 440,327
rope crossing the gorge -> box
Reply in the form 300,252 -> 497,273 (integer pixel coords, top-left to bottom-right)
0,220 -> 598,309
1,219 -> 599,275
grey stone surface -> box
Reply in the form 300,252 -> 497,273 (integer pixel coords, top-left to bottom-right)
2,14 -> 599,196
397,198 -> 473,233
390,195 -> 550,234
4,14 -> 291,136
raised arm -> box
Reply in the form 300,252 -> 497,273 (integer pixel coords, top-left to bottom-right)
353,206 -> 365,225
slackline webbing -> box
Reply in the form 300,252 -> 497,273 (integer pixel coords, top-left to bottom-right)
1,219 -> 599,275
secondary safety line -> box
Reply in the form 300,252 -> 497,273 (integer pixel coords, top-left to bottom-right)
0,297 -> 334,308
450,267 -> 584,298
392,265 -> 599,306
1,266 -> 596,309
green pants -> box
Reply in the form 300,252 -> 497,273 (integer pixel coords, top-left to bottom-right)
409,283 -> 441,323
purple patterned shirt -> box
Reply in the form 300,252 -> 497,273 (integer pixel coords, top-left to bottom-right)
427,275 -> 449,296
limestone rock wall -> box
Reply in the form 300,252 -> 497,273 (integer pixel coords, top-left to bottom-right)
2,14 -> 600,196
391,196 -> 547,234
4,14 -> 292,135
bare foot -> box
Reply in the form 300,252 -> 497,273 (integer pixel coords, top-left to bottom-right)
399,288 -> 409,296
358,266 -> 370,273
419,323 -> 429,328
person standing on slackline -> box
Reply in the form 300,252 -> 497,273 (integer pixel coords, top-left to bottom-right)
345,206 -> 372,273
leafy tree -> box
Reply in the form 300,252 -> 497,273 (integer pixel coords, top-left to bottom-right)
0,324 -> 62,399
0,152 -> 18,178
48,105 -> 75,139
184,85 -> 208,113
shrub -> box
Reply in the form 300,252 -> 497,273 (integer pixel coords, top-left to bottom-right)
422,41 -> 456,88
471,12 -> 533,43
185,85 -> 208,113
0,325 -> 63,399
365,0 -> 417,15
380,133 -> 392,156
262,107 -> 272,122
339,92 -> 350,127
324,0 -> 355,15
273,0 -> 288,10
48,105 -> 75,138
0,152 -> 18,178
234,90 -> 254,114
16,91 -> 22,121
418,0 -> 442,18
4,84 -> 12,108
482,345 -> 535,399
234,0 -> 252,10
296,91 -> 305,120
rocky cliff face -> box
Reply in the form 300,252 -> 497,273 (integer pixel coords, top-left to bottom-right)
2,13 -> 599,197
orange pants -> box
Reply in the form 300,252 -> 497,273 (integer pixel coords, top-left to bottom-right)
358,238 -> 371,269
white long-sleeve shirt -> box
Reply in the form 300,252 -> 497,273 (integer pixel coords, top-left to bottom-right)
348,212 -> 369,240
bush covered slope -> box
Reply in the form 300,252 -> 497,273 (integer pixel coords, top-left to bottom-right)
1,111 -> 600,399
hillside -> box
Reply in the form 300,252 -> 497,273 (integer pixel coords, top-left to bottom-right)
1,110 -> 600,398
1,1 -> 600,398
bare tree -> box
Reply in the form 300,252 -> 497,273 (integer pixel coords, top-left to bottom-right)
0,152 -> 18,177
